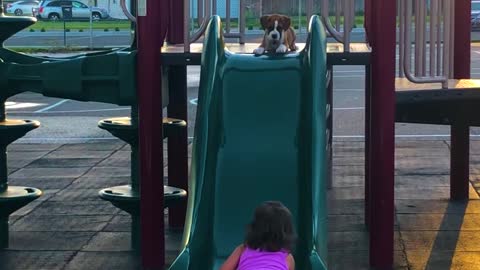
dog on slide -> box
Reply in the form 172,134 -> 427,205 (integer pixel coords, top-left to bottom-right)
253,14 -> 298,55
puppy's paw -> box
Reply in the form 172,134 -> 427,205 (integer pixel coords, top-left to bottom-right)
276,44 -> 288,53
253,47 -> 265,55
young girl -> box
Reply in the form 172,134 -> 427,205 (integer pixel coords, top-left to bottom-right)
220,201 -> 296,270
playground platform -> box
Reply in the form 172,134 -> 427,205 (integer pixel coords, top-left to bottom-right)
1,138 -> 480,269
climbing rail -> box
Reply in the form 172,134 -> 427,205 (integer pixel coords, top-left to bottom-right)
398,0 -> 455,88
181,0 -> 357,52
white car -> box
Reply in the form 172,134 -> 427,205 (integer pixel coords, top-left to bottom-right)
6,0 -> 39,16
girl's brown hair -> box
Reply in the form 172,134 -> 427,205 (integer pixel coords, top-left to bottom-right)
244,201 -> 296,252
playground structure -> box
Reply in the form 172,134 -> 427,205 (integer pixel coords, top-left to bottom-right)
0,0 -> 478,270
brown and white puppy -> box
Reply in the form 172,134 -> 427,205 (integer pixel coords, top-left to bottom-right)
253,14 -> 297,55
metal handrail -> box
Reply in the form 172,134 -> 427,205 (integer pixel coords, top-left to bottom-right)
320,0 -> 355,52
184,0 -> 245,52
400,0 -> 454,88
120,0 -> 136,23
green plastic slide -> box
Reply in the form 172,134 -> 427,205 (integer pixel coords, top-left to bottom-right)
169,15 -> 329,270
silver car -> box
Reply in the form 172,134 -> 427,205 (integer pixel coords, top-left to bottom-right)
37,0 -> 109,21
6,0 -> 39,16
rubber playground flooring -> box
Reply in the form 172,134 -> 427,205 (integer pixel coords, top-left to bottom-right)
2,139 -> 480,269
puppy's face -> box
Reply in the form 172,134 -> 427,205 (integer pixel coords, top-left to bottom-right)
260,14 -> 291,47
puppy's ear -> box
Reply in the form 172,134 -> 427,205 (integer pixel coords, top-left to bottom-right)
260,15 -> 269,30
280,15 -> 291,29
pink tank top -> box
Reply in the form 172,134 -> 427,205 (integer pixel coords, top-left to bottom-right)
237,247 -> 289,270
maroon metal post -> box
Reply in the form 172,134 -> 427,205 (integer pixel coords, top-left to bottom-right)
137,0 -> 169,268
166,0 -> 189,228
369,0 -> 396,268
450,0 -> 471,201
364,0 -> 372,44
167,68 -> 189,228
168,0 -> 185,44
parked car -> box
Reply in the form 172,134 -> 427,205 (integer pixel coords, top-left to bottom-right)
5,0 -> 39,16
472,1 -> 480,29
37,0 -> 109,21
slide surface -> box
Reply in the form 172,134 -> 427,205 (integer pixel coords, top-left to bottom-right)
169,15 -> 329,270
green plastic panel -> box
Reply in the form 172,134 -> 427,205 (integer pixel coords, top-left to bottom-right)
0,48 -> 136,105
169,15 -> 329,270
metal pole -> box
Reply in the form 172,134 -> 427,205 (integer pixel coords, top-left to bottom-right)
167,0 -> 188,228
398,0 -> 404,77
204,0 -> 210,22
404,0 -> 412,77
369,0 -> 395,268
198,0 -> 203,27
130,104 -> 140,251
0,217 -> 8,249
184,0 -> 190,52
137,0 -> 166,266
414,0 -> 420,76
0,99 -> 5,122
430,0 -> 438,77
364,0 -> 372,43
64,17 -> 67,47
449,0 -> 455,78
343,0 -> 352,52
298,0 -> 301,34
0,144 -> 7,193
0,102 -> 8,248
454,0 -> 470,78
442,0 -> 450,83
89,1 -> 93,49
336,0 -> 341,30
239,0 -> 245,44
0,102 -> 6,194
0,99 -> 6,251
450,0 -> 471,201
420,0 -> 426,76
226,0 -> 230,33
167,67 -> 188,228
437,0 -> 442,76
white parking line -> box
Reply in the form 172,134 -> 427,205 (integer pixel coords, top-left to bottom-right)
35,99 -> 69,112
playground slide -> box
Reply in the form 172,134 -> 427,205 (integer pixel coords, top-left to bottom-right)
169,15 -> 329,270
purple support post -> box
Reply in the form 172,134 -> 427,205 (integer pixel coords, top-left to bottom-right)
369,0 -> 396,268
137,0 -> 169,268
168,0 -> 185,44
364,0 -> 372,44
167,0 -> 189,228
451,0 -> 471,201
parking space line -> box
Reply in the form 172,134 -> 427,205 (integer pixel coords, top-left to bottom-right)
35,99 -> 69,112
